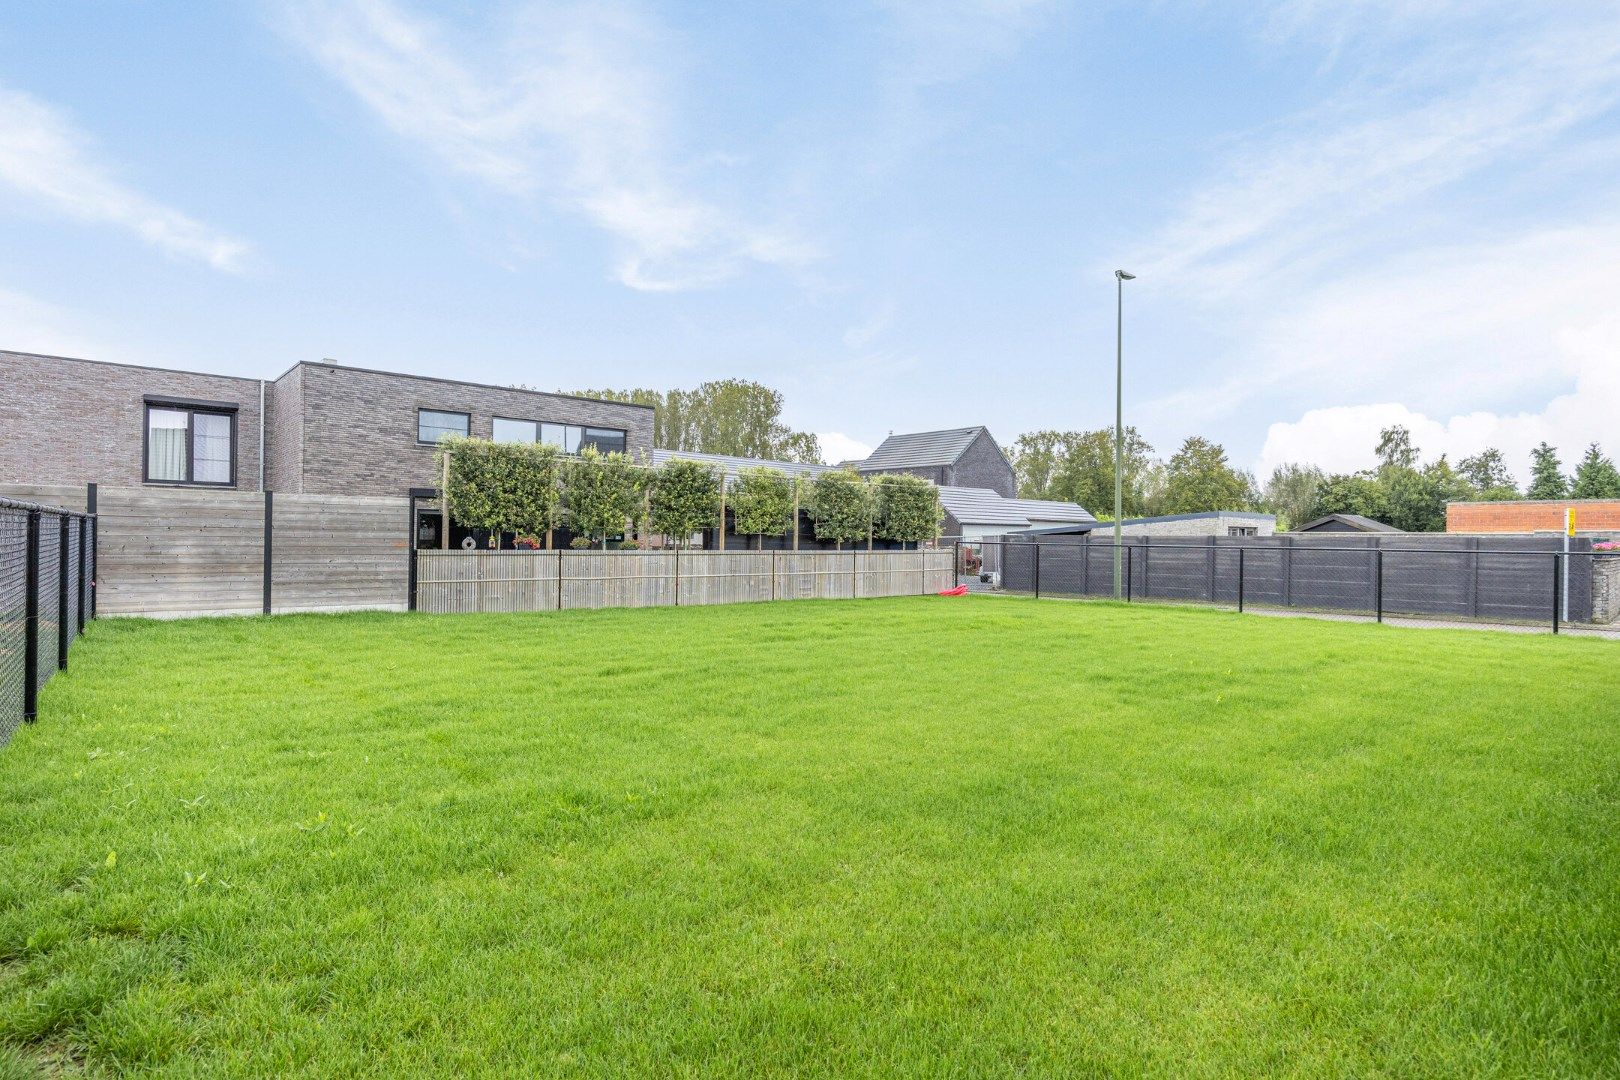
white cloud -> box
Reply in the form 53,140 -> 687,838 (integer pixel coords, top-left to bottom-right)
816,432 -> 873,464
280,0 -> 814,290
0,84 -> 249,271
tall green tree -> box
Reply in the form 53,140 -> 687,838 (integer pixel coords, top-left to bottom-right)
872,474 -> 943,547
1304,474 -> 1393,525
576,380 -> 823,463
1457,448 -> 1517,499
564,448 -> 651,549
1384,458 -> 1472,532
1571,443 -> 1620,498
1009,427 -> 1156,517
1260,463 -> 1324,530
649,458 -> 723,548
1526,442 -> 1569,499
729,466 -> 795,549
1376,426 -> 1419,471
807,470 -> 874,549
1160,437 -> 1251,514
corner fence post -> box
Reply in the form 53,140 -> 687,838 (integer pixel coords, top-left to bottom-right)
1552,553 -> 1560,635
672,546 -> 679,606
262,491 -> 273,615
1125,544 -> 1133,603
1034,543 -> 1041,599
1237,546 -> 1245,613
57,515 -> 69,670
23,510 -> 40,721
1375,549 -> 1384,623
86,484 -> 98,620
557,548 -> 565,610
406,494 -> 418,611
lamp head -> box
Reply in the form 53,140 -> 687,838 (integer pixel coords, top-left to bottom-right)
1115,270 -> 1136,280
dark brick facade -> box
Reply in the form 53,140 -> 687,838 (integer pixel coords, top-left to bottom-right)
285,362 -> 653,496
0,350 -> 264,490
0,351 -> 651,498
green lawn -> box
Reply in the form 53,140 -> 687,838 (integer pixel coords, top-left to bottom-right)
2,598 -> 1617,1078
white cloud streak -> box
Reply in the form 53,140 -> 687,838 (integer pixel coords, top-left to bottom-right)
0,85 -> 249,271
280,0 -> 815,290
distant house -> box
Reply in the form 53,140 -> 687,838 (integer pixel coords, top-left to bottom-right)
857,427 -> 1015,497
1294,513 -> 1401,534
1030,511 -> 1277,538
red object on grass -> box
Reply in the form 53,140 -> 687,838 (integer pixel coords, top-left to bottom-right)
938,584 -> 970,596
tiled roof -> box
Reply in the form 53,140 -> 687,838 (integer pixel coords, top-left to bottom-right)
859,427 -> 987,470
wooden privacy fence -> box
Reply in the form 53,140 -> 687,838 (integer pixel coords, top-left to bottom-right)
416,549 -> 956,614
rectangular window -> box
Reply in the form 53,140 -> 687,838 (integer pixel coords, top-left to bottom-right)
539,423 -> 567,449
145,404 -> 236,486
493,417 -> 538,444
418,409 -> 470,444
581,427 -> 628,454
1228,526 -> 1258,537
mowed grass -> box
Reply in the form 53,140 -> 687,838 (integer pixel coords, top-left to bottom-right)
1,598 -> 1617,1078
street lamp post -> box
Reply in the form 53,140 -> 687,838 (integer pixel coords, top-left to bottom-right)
1113,269 -> 1135,599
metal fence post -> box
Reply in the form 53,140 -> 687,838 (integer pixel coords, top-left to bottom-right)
57,514 -> 69,670
23,510 -> 40,722
1237,546 -> 1245,613
1034,543 -> 1041,599
406,494 -> 418,611
1552,553 -> 1560,634
557,548 -> 565,610
1125,544 -> 1133,603
76,515 -> 87,633
672,546 -> 679,607
1375,549 -> 1384,623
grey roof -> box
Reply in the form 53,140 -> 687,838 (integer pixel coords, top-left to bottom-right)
1294,513 -> 1402,533
858,427 -> 991,471
650,448 -> 840,483
937,487 -> 1093,527
1022,510 -> 1273,535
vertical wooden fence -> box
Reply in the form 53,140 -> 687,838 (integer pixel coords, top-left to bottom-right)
415,549 -> 955,614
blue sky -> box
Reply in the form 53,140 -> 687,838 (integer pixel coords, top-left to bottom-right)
3,2 -> 1617,480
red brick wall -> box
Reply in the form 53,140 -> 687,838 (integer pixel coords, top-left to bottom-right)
1447,500 -> 1620,533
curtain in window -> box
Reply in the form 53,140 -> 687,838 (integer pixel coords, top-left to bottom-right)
147,409 -> 188,481
193,413 -> 231,483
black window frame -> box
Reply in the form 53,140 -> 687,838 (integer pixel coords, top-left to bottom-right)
142,398 -> 239,488
580,426 -> 628,454
417,408 -> 471,446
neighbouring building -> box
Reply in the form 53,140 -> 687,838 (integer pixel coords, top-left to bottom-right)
0,348 -> 653,534
1030,511 -> 1277,539
1294,513 -> 1402,534
1447,499 -> 1620,536
857,426 -> 1016,497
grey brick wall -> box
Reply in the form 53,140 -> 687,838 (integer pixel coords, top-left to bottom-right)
293,363 -> 655,496
1594,557 -> 1620,624
264,363 -> 304,493
0,350 -> 263,490
949,431 -> 1015,496
1105,514 -> 1276,537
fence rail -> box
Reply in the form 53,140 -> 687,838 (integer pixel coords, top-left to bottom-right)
960,539 -> 1619,635
1,496 -> 97,744
416,549 -> 955,614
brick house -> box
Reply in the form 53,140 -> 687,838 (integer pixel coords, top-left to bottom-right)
1447,499 -> 1620,536
856,427 -> 1016,496
0,349 -> 653,542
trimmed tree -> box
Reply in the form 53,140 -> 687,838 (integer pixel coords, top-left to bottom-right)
807,469 -> 874,550
650,458 -> 723,548
873,474 -> 942,548
730,466 -> 795,549
564,448 -> 650,549
439,435 -> 563,547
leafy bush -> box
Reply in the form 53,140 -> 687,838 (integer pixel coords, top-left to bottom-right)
731,466 -> 795,547
873,474 -> 942,545
808,470 -> 874,549
650,458 -> 722,548
439,436 -> 563,545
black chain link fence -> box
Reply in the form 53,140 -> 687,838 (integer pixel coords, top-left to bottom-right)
955,538 -> 1620,637
0,497 -> 97,745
